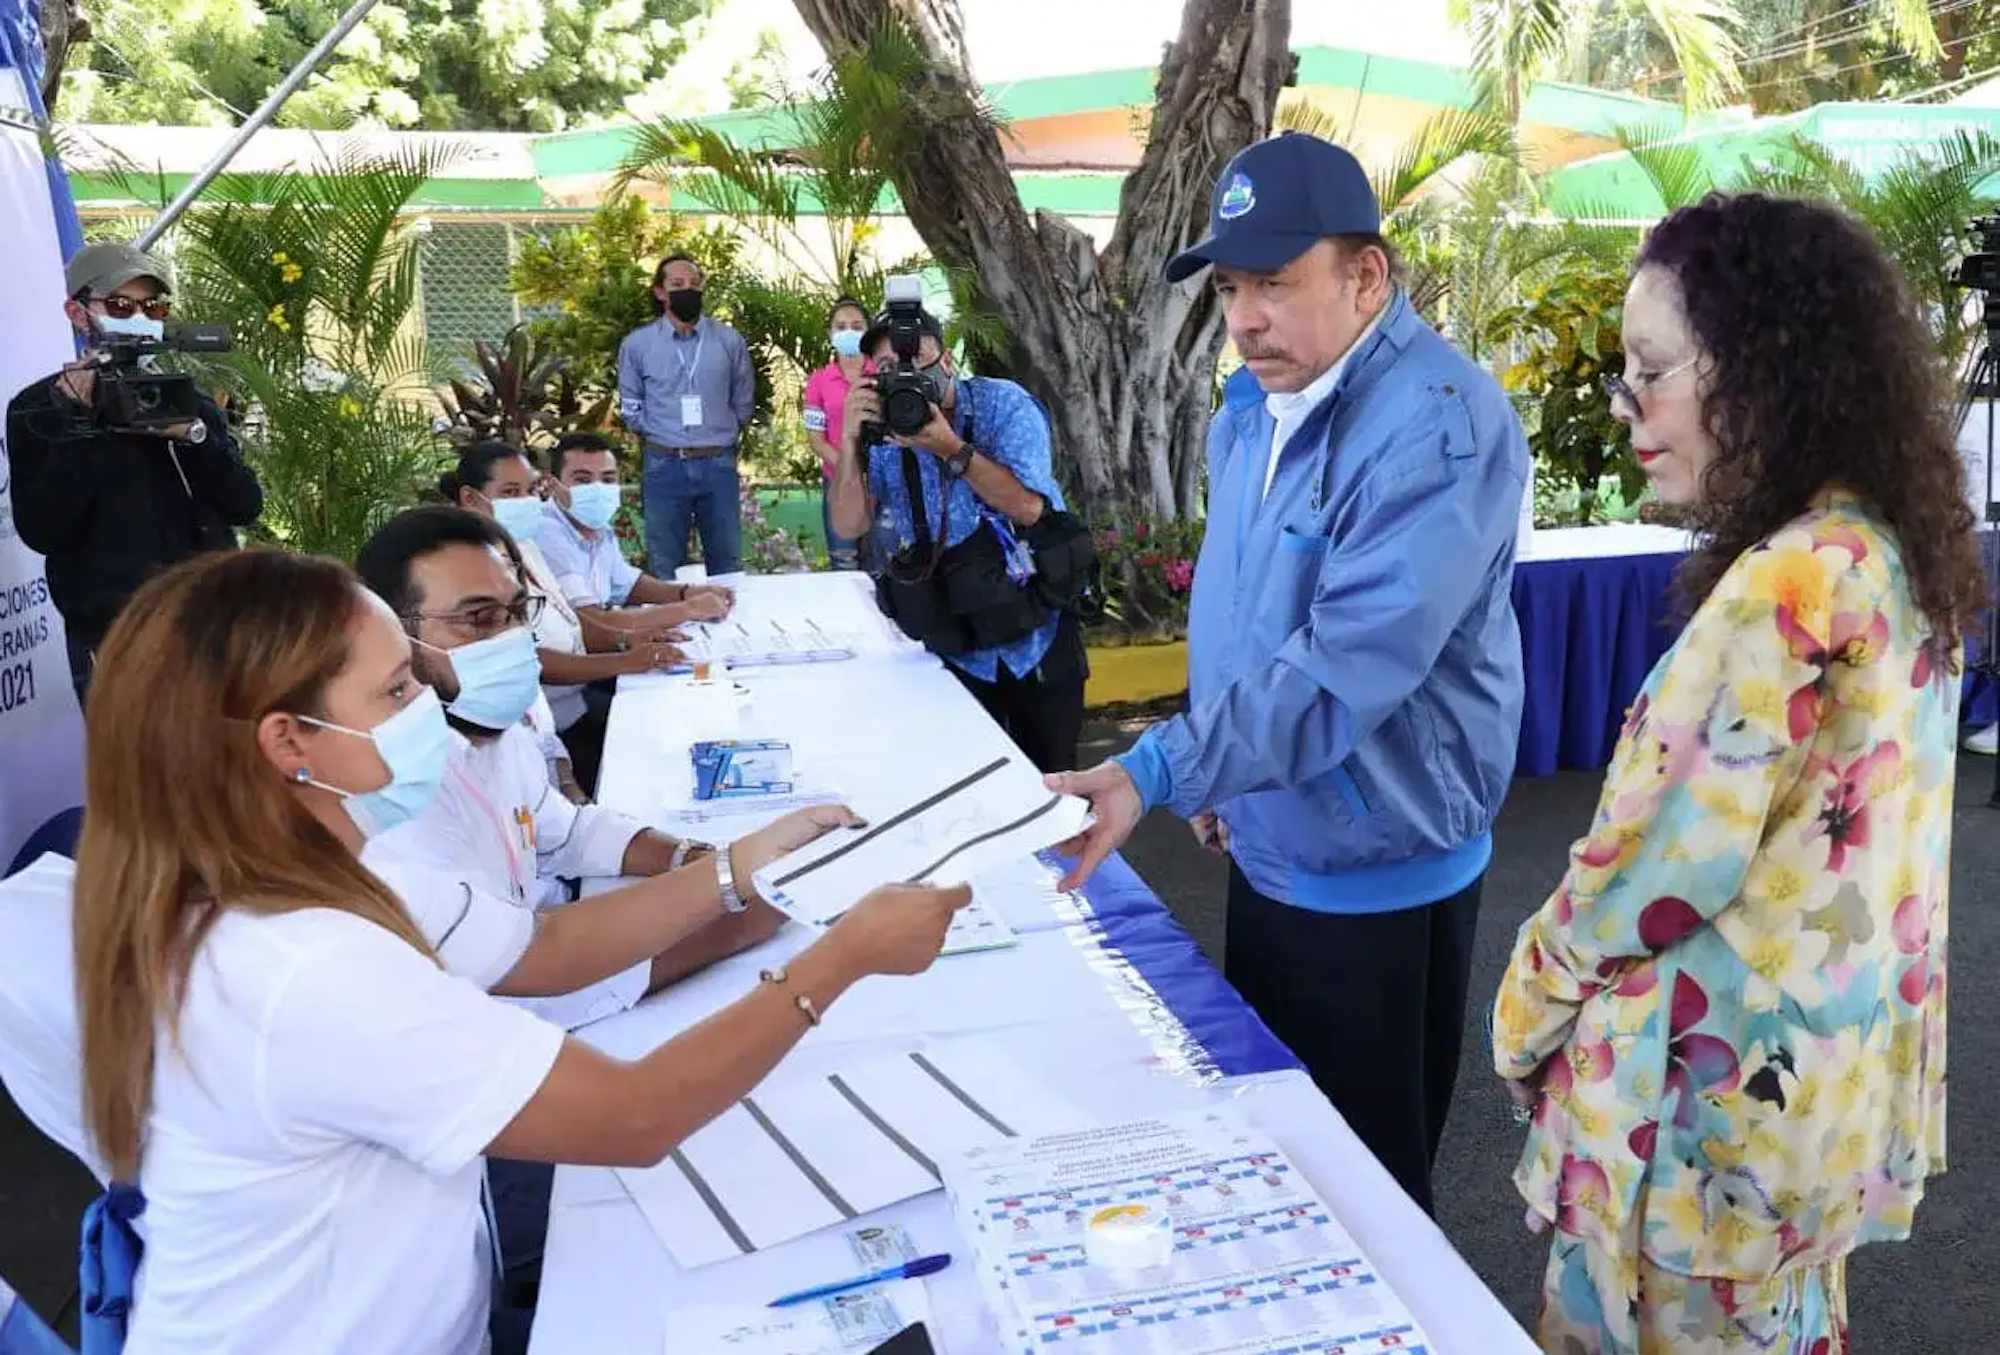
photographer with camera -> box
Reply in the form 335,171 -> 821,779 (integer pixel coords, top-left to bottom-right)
5,242 -> 262,698
830,282 -> 1094,773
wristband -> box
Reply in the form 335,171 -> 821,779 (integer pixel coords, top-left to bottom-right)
715,845 -> 747,914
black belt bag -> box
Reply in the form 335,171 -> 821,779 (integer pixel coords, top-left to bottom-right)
874,445 -> 1083,657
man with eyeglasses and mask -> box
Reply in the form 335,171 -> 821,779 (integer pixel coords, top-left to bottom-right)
5,242 -> 263,697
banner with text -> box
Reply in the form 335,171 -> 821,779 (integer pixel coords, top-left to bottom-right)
0,74 -> 85,873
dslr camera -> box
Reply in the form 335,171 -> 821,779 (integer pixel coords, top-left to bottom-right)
85,323 -> 232,439
861,275 -> 944,445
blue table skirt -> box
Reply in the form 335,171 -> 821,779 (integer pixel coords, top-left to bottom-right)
1513,548 -> 1997,777
1061,849 -> 1301,1081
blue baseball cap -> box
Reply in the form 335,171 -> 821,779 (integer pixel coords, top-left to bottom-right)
1165,132 -> 1381,283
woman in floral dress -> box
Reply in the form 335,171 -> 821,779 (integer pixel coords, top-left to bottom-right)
1493,192 -> 1988,1353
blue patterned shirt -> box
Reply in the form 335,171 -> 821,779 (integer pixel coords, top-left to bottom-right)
863,375 -> 1063,681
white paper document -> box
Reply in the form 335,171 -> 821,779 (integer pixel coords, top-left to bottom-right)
947,1108 -> 1436,1354
665,1278 -> 930,1355
678,615 -> 869,670
752,757 -> 1089,927
616,1043 -> 1078,1269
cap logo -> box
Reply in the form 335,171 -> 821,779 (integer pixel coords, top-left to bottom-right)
1218,173 -> 1255,221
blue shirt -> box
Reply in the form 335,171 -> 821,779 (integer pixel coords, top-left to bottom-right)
1116,291 -> 1528,914
617,316 -> 755,449
863,375 -> 1063,682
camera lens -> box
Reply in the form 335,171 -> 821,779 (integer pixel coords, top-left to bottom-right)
133,385 -> 162,413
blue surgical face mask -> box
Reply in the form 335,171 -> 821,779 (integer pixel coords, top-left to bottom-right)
567,481 -> 622,531
831,329 -> 864,358
95,312 -> 164,342
298,686 -> 452,838
488,494 -> 546,543
424,627 -> 541,732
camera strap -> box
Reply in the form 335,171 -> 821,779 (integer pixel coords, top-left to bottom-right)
899,446 -> 932,553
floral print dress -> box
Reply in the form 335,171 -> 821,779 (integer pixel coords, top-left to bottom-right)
1493,491 -> 1956,1354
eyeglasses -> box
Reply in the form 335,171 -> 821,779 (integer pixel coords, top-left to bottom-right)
1603,355 -> 1698,410
92,294 -> 172,322
408,593 -> 545,635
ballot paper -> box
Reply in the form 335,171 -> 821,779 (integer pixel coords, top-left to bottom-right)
665,1278 -> 930,1355
616,1043 -> 1077,1270
751,757 -> 1089,928
676,616 -> 868,671
947,1108 -> 1435,1355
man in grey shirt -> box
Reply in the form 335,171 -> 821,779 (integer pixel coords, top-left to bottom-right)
616,252 -> 756,577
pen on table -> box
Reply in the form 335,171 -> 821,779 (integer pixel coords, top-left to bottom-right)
767,1254 -> 952,1308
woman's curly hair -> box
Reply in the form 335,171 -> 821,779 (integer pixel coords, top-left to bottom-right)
1637,192 -> 1989,646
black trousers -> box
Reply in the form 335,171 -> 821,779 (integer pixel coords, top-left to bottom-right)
1224,863 -> 1483,1216
950,613 -> 1088,774
557,683 -> 614,798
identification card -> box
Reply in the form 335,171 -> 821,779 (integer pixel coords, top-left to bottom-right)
680,394 -> 705,426
824,1290 -> 905,1350
845,1224 -> 919,1269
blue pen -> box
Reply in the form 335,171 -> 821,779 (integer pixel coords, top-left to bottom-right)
767,1253 -> 952,1308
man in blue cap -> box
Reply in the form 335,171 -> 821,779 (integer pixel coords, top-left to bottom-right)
1049,132 -> 1528,1213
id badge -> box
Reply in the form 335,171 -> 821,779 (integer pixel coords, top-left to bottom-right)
679,394 -> 704,426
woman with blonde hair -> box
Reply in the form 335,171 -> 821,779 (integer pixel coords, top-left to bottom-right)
73,548 -> 968,1354
1493,192 -> 1985,1352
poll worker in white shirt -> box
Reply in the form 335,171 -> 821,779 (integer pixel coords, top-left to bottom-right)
70,547 -> 971,1355
355,506 -> 765,1009
440,440 -> 687,795
537,431 -> 736,628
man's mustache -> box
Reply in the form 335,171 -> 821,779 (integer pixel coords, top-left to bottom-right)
1235,342 -> 1289,362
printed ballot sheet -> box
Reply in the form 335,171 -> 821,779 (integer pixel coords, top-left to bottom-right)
664,1278 -> 930,1355
752,757 -> 1089,927
947,1109 -> 1435,1355
616,1043 -> 1078,1270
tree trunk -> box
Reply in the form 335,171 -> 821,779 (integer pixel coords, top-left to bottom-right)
35,0 -> 86,113
788,0 -> 1295,523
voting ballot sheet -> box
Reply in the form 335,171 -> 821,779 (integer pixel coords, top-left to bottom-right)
947,1108 -> 1435,1355
615,1043 -> 1078,1270
751,757 -> 1089,928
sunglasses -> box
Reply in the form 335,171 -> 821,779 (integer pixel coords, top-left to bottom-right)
92,294 -> 173,322
1603,355 -> 1697,410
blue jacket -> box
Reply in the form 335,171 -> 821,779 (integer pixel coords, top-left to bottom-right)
1117,292 -> 1527,913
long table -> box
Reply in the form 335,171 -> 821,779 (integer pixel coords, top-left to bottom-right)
530,572 -> 1536,1355
1512,523 -> 1998,775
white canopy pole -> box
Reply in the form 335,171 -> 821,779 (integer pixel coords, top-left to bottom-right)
134,0 -> 381,250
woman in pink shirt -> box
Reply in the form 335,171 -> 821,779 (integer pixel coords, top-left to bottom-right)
803,296 -> 871,570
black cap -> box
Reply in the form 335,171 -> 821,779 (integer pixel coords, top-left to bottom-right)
860,305 -> 945,358
1165,132 -> 1381,283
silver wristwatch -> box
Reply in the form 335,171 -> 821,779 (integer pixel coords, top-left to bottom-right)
714,846 -> 748,914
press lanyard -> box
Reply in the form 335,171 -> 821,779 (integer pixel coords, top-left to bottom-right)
669,323 -> 706,394
452,759 -> 530,902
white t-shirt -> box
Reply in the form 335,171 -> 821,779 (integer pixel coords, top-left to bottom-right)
521,540 -> 590,731
0,853 -> 536,1192
0,853 -> 107,1181
128,907 -> 564,1355
370,726 -> 652,1027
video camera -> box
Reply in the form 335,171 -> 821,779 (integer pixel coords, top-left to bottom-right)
862,275 -> 944,444
84,323 -> 232,438
1954,215 -> 2000,294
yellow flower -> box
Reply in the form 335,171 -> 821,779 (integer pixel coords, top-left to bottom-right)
1658,1187 -> 1708,1240
281,263 -> 304,284
1746,545 -> 1832,634
267,303 -> 290,332
271,251 -> 289,264
337,396 -> 362,418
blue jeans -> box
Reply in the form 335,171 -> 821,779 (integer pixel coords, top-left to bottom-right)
821,486 -> 859,569
642,450 -> 741,578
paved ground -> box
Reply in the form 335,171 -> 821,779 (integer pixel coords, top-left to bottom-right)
3,726 -> 1995,1349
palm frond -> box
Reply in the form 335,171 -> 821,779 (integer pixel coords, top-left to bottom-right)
1377,107 -> 1520,216
1634,0 -> 1744,109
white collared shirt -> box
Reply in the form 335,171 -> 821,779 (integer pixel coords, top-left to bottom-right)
1260,307 -> 1386,502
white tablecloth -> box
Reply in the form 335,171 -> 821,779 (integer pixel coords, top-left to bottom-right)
1518,521 -> 1692,562
530,573 -> 1536,1355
